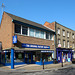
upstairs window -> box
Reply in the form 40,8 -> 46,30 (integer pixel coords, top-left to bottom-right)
67,32 -> 69,38
58,39 -> 60,44
62,30 -> 65,36
57,28 -> 60,35
40,31 -> 44,39
29,28 -> 35,37
22,26 -> 28,35
15,24 -> 21,34
50,33 -> 53,40
35,30 -> 40,38
46,32 -> 49,40
73,42 -> 74,48
72,33 -> 74,39
67,41 -> 69,48
63,40 -> 65,48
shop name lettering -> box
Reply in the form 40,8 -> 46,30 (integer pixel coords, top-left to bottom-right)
22,44 -> 50,49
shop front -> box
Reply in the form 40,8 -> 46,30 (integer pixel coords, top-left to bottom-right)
56,48 -> 72,63
1,44 -> 54,66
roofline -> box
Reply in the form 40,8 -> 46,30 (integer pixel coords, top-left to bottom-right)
5,11 -> 55,33
55,21 -> 75,31
44,25 -> 55,32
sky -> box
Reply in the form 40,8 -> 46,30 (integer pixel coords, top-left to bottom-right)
0,0 -> 75,30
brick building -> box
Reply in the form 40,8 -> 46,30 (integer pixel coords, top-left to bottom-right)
0,12 -> 55,67
44,21 -> 75,63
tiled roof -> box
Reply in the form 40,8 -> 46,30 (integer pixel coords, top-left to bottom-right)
5,12 -> 55,32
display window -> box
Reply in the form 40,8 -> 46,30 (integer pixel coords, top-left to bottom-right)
6,52 -> 11,63
42,53 -> 53,62
14,52 -> 24,63
1,52 -> 5,63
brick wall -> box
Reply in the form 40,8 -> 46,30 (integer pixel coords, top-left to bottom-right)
44,22 -> 55,31
0,12 -> 13,50
14,34 -> 55,50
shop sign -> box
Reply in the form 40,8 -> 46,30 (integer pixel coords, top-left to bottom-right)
13,35 -> 17,44
41,50 -> 53,53
22,43 -> 50,49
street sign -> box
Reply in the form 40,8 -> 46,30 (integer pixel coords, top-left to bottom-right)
13,35 -> 17,44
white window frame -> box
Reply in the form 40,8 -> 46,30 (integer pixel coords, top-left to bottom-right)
72,34 -> 74,39
67,41 -> 69,48
57,28 -> 60,35
50,33 -> 53,40
21,25 -> 22,35
63,30 -> 65,36
28,27 -> 29,36
73,43 -> 74,48
58,39 -> 60,44
67,32 -> 69,38
44,32 -> 46,39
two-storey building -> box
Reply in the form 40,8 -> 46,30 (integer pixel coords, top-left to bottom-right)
0,12 -> 55,66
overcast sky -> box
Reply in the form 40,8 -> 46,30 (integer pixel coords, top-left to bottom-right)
0,0 -> 75,30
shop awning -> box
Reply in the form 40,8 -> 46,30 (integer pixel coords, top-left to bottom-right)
2,47 -> 54,51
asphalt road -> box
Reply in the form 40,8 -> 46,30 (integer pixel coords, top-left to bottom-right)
0,67 -> 75,75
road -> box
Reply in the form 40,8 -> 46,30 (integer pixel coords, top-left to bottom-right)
0,66 -> 75,75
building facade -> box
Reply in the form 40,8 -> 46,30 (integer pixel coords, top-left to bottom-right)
0,12 -> 55,66
44,21 -> 75,63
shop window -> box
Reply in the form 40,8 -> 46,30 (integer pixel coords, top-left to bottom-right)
22,26 -> 28,35
6,52 -> 11,63
42,53 -> 53,62
36,53 -> 41,62
46,32 -> 49,40
15,24 -> 21,34
29,28 -> 35,37
14,52 -> 24,63
1,52 -> 5,63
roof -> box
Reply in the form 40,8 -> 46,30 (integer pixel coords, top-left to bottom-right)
5,12 -> 55,32
55,21 -> 75,31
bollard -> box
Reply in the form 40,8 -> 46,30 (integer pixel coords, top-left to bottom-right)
43,61 -> 44,69
62,61 -> 63,67
62,52 -> 63,67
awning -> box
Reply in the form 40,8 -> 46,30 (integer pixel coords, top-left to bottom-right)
2,47 -> 54,51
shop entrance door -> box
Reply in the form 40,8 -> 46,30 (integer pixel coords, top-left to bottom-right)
25,53 -> 33,64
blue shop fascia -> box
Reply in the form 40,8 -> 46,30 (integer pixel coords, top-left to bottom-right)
1,41 -> 54,66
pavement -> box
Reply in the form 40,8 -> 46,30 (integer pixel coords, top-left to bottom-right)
0,62 -> 72,73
